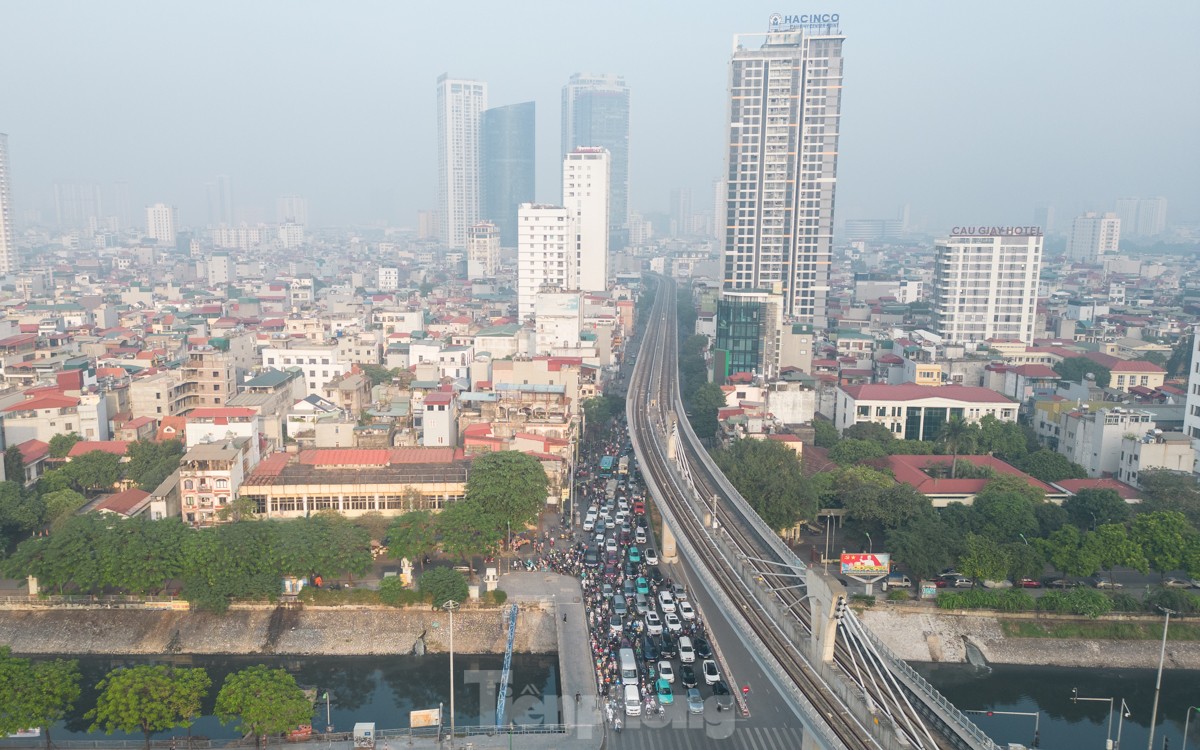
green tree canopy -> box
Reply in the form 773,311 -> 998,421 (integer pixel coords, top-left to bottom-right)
938,417 -> 975,478
971,491 -> 1040,543
885,515 -> 960,582
1137,470 -> 1200,528
0,647 -> 80,746
215,666 -> 314,749
1063,488 -> 1131,531
1053,356 -> 1111,388
1012,449 -> 1088,483
437,498 -> 504,559
47,433 -> 80,459
124,440 -> 184,491
465,451 -> 548,531
958,533 -> 1012,582
812,420 -> 839,448
419,566 -> 469,609
688,382 -> 725,440
1130,511 -> 1197,576
711,439 -> 817,531
828,438 -> 887,466
1042,524 -> 1101,579
87,665 -> 211,750
386,511 -> 437,567
840,422 -> 895,448
4,446 -> 25,487
63,450 -> 122,493
1085,523 -> 1148,585
974,415 -> 1029,461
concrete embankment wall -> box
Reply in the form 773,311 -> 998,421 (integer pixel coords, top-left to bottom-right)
858,606 -> 1200,670
0,605 -> 557,656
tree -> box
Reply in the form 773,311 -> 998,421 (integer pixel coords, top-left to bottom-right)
841,422 -> 895,448
419,566 -> 469,609
124,440 -> 184,491
437,499 -> 503,559
975,414 -> 1028,461
1012,449 -> 1088,483
1084,523 -> 1147,586
1042,524 -> 1101,579
63,450 -> 122,493
958,533 -> 1012,582
1130,511 -> 1197,576
40,489 -> 87,530
88,665 -> 211,750
886,515 -> 959,582
4,446 -> 24,486
711,439 -> 818,531
215,666 -> 314,749
1063,488 -> 1131,531
1053,356 -> 1111,388
386,511 -> 437,568
970,490 -> 1039,543
1164,333 -> 1193,378
0,647 -> 80,747
351,511 -> 391,542
1005,541 -> 1045,583
215,496 -> 258,523
465,451 -> 548,532
360,364 -> 401,386
688,382 -> 725,440
47,433 -> 80,459
938,417 -> 974,479
844,482 -> 931,532
812,420 -> 839,449
1138,470 -> 1200,528
828,439 -> 887,466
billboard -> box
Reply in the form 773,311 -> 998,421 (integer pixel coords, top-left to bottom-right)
840,553 -> 891,576
409,709 -> 441,728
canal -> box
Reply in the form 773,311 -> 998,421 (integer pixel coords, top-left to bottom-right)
916,662 -> 1200,749
39,654 -> 560,742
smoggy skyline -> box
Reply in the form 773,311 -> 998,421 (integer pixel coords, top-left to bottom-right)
2,0 -> 1197,233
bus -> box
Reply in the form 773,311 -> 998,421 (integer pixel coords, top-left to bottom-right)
600,456 -> 616,476
619,648 -> 639,686
618,455 -> 630,476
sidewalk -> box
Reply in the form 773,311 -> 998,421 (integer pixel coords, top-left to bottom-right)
499,572 -> 605,750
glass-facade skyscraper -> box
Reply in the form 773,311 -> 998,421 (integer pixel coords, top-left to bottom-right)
722,24 -> 845,326
480,101 -> 535,248
561,73 -> 629,252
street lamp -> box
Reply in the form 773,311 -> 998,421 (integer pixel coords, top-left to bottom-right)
864,532 -> 873,553
443,599 -> 460,748
1183,705 -> 1200,750
1018,533 -> 1030,547
967,709 -> 1040,748
1071,688 -> 1114,749
1147,606 -> 1176,750
1117,699 -> 1132,750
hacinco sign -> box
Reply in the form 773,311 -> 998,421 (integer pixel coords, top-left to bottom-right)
769,12 -> 840,31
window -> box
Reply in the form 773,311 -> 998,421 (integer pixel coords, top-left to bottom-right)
184,480 -> 194,490
215,479 -> 229,489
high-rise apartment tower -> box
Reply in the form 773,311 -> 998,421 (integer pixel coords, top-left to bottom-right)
562,73 -> 629,251
721,22 -> 845,326
0,134 -> 13,275
932,227 -> 1043,345
563,147 -> 610,293
437,75 -> 488,249
1066,212 -> 1120,262
480,101 -> 535,247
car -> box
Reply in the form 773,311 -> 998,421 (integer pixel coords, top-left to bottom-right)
1092,578 -> 1123,589
659,631 -> 677,658
642,634 -> 659,661
628,546 -> 642,564
623,579 -> 636,598
601,582 -> 614,599
583,515 -> 596,532
702,659 -> 720,685
648,566 -> 665,585
933,577 -> 949,588
605,537 -> 618,554
594,518 -> 607,534
584,548 -> 599,567
605,550 -> 618,566
603,563 -> 618,581
593,531 -> 606,546
634,500 -> 646,515
645,610 -> 663,635
613,594 -> 628,616
635,527 -> 647,545
658,591 -> 677,612
658,660 -> 675,683
1042,577 -> 1079,589
1163,578 -> 1192,588
679,600 -> 696,620
636,514 -> 649,529
693,637 -> 713,659
618,498 -> 630,513
635,592 -> 650,615
624,560 -> 638,577
686,688 -> 704,715
656,678 -> 674,705
664,611 -> 683,633
672,583 -> 689,601
1019,578 -> 1042,588
636,577 -> 650,595
678,635 -> 695,664
712,680 -> 734,711
681,664 -> 697,688
645,548 -> 659,565
609,614 -> 623,635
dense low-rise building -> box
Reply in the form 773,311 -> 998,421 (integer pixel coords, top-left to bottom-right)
835,383 -> 1016,440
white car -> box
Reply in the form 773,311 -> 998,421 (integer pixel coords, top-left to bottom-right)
658,661 -> 675,684
645,610 -> 663,635
658,591 -> 676,613
645,548 -> 659,565
679,600 -> 696,621
702,659 -> 720,685
635,527 -> 647,545
605,537 -> 618,554
664,611 -> 683,633
583,513 -> 597,532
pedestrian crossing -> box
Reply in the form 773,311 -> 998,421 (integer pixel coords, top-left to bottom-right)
611,724 -> 806,750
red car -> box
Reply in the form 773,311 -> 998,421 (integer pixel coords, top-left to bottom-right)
1019,578 -> 1042,588
934,578 -> 949,588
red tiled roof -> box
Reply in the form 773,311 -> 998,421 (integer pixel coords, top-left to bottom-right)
888,454 -> 1057,496
16,439 -> 50,463
424,392 -> 454,405
187,408 -> 258,420
4,394 -> 80,412
300,449 -> 391,466
95,488 -> 150,516
1055,478 -> 1140,500
0,334 -> 38,347
69,441 -> 131,457
1109,359 -> 1165,373
841,384 -> 1013,404
1012,364 -> 1059,378
252,452 -> 291,477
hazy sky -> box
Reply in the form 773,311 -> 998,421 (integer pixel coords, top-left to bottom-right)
3,0 -> 1198,232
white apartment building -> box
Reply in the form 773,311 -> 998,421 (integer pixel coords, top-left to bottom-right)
260,342 -> 349,396
1115,197 -> 1167,237
278,222 -> 304,249
1184,329 -> 1200,473
1116,432 -> 1196,488
534,291 -> 585,355
377,266 -> 400,291
277,195 -> 309,225
1066,212 -> 1120,262
0,134 -> 14,275
518,203 -> 575,321
835,384 -> 1016,441
212,225 -> 272,250
563,148 -> 610,293
1057,406 -> 1155,478
932,228 -> 1042,345
437,74 -> 487,249
208,253 -> 235,285
146,203 -> 177,246
722,27 -> 845,324
467,222 -> 500,280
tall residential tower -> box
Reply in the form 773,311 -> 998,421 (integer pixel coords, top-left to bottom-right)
437,75 -> 488,249
562,73 -> 629,251
0,134 -> 13,275
563,147 -> 610,293
721,23 -> 845,326
480,101 -> 535,247
932,227 -> 1043,345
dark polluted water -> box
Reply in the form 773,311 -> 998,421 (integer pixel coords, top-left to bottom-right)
35,653 -> 560,743
914,662 -> 1200,749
